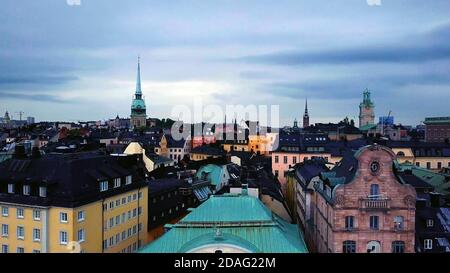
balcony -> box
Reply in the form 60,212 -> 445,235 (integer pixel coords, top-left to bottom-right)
360,197 -> 390,210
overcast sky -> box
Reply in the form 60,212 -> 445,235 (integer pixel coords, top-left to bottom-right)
1,0 -> 449,126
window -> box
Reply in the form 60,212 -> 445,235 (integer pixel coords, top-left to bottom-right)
100,181 -> 108,192
17,247 -> 24,253
283,156 -> 288,164
133,225 -> 137,234
138,206 -> 142,215
416,162 -> 420,167
39,187 -> 47,198
1,224 -> 8,237
109,218 -> 114,228
424,239 -> 433,250
133,208 -> 137,217
115,199 -> 120,207
138,223 -> 142,232
77,229 -> 85,242
109,237 -> 114,247
33,229 -> 41,242
128,211 -> 131,219
33,249 -> 41,253
23,185 -> 30,195
345,216 -> 354,230
133,193 -> 137,200
2,244 -> 8,253
77,211 -> 85,222
115,234 -> 120,244
426,162 -> 431,169
114,178 -> 121,188
17,208 -> 24,219
8,184 -> 14,194
293,156 -> 297,164
426,219 -> 434,227
369,184 -> 379,198
60,212 -> 68,223
121,231 -> 126,240
121,213 -> 126,223
138,192 -> 143,199
122,197 -> 126,204
274,156 -> 279,163
394,216 -> 404,230
109,201 -> 114,209
274,170 -> 279,178
127,228 -> 132,237
126,175 -> 132,185
17,226 -> 24,240
103,240 -> 108,250
2,206 -> 8,217
392,241 -> 405,253
438,162 -> 442,169
343,241 -> 356,253
370,216 -> 379,230
128,195 -> 132,202
115,215 -> 120,225
31,210 -> 40,221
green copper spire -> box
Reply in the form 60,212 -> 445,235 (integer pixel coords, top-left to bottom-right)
136,56 -> 142,96
362,88 -> 374,107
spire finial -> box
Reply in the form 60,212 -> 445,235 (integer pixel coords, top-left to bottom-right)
136,56 -> 142,95
305,97 -> 308,114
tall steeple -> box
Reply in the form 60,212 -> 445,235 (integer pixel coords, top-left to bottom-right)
130,56 -> 147,129
135,56 -> 142,97
303,97 -> 310,128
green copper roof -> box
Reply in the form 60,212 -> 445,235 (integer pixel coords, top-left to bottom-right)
131,98 -> 146,110
397,163 -> 450,195
359,123 -> 377,131
360,89 -> 374,107
139,194 -> 308,253
424,117 -> 450,125
196,164 -> 223,186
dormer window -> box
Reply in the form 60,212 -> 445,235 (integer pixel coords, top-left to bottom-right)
39,187 -> 47,198
426,219 -> 434,228
7,184 -> 14,194
100,181 -> 108,192
125,176 -> 132,185
114,178 -> 121,188
23,185 -> 30,196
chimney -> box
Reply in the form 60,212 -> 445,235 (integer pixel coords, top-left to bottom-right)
429,192 -> 441,208
13,144 -> 26,159
31,147 -> 41,159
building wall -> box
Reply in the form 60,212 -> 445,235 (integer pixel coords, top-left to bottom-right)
425,124 -> 450,142
0,204 -> 48,253
310,146 -> 416,253
272,152 -> 333,192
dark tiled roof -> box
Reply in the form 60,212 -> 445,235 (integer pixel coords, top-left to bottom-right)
0,152 -> 146,208
191,145 -> 225,156
294,158 -> 329,189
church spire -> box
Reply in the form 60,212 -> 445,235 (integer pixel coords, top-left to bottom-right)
136,56 -> 142,95
304,97 -> 309,115
303,97 -> 310,128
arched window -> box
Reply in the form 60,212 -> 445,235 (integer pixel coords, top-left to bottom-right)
397,151 -> 405,157
392,241 -> 405,253
343,241 -> 356,253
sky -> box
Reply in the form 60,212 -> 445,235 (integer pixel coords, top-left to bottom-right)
0,0 -> 449,126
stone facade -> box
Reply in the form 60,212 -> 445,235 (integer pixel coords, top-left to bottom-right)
310,145 -> 416,253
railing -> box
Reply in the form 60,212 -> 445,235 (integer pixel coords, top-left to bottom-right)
360,197 -> 390,210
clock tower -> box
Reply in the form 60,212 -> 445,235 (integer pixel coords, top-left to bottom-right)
130,57 -> 147,129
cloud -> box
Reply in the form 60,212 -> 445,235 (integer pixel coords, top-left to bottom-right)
0,91 -> 71,103
237,22 -> 450,66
